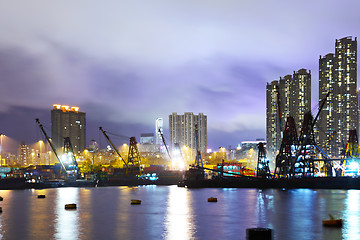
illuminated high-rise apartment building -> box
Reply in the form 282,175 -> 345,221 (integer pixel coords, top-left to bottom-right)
51,104 -> 86,154
266,81 -> 282,160
266,69 -> 311,159
169,112 -> 207,153
291,69 -> 311,131
319,36 -> 357,157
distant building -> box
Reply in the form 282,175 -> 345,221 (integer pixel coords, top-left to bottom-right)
18,142 -> 30,166
240,140 -> 266,150
138,133 -> 162,154
237,140 -> 267,159
266,69 -> 311,159
169,112 -> 207,153
140,133 -> 154,144
319,36 -> 358,157
51,104 -> 86,154
155,118 -> 163,145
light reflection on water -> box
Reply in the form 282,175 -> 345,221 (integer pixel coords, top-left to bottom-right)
55,188 -> 79,240
0,187 -> 358,239
164,186 -> 194,239
343,190 -> 360,239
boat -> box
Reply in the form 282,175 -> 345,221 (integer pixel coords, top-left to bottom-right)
65,203 -> 77,209
131,199 -> 141,205
0,177 -> 28,190
208,197 -> 217,202
322,214 -> 343,227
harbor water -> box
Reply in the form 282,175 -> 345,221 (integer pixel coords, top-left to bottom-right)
0,186 -> 359,240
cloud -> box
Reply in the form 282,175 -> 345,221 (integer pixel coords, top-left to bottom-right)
0,0 -> 360,151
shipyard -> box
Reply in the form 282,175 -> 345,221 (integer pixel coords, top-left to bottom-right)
1,1 -> 360,239
1,93 -> 360,191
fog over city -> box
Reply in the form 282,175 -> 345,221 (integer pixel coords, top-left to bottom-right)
1,0 -> 360,152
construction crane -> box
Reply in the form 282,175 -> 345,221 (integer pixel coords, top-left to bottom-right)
63,137 -> 80,178
35,118 -> 67,173
194,124 -> 204,168
256,142 -> 271,178
99,127 -> 143,175
274,92 -> 330,178
274,116 -> 299,178
292,92 -> 330,177
99,127 -> 128,168
128,137 -> 144,175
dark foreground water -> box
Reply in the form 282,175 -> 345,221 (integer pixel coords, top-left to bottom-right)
0,186 -> 358,240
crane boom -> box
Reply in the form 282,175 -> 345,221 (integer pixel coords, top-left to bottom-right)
312,92 -> 330,130
323,131 -> 337,149
159,129 -> 172,160
99,127 -> 128,168
35,118 -> 67,172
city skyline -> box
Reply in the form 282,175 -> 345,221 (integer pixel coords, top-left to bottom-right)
1,1 -> 360,153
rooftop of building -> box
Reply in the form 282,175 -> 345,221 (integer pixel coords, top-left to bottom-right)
52,104 -> 83,113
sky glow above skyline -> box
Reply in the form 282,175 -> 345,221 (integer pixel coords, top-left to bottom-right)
1,0 -> 360,153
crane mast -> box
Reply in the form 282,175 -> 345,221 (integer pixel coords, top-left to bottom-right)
128,137 -> 144,175
63,137 -> 79,175
35,118 -> 67,172
194,124 -> 204,168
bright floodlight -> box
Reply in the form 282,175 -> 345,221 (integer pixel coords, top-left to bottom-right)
349,161 -> 359,171
171,149 -> 185,170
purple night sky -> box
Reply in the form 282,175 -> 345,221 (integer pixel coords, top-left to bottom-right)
0,0 -> 360,153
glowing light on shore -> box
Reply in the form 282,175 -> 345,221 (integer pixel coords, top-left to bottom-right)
172,149 -> 185,170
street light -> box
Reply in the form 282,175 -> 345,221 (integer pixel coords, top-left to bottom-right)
0,134 -> 5,166
91,140 -> 97,168
39,140 -> 43,165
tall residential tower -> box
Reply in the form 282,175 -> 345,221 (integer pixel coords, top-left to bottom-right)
319,36 -> 357,157
169,112 -> 207,153
51,104 -> 86,154
266,69 -> 311,159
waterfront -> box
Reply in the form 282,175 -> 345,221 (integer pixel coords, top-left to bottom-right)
0,186 -> 358,239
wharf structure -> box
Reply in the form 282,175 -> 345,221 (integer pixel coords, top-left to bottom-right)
266,69 -> 311,161
318,36 -> 358,158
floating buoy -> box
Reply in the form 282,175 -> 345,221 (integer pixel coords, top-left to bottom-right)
65,203 -> 77,209
37,195 -> 46,198
131,199 -> 141,205
208,197 -> 217,202
0,196 -> 3,201
246,228 -> 272,240
322,214 -> 343,227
